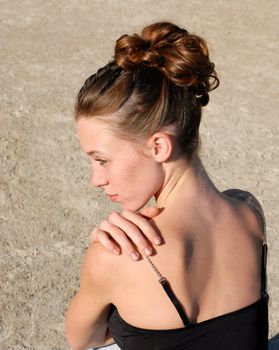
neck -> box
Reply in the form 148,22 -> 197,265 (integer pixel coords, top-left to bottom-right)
155,154 -> 219,208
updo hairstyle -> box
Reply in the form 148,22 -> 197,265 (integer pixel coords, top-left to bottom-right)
75,22 -> 219,159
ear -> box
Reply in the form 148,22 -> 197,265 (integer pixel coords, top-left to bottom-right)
149,132 -> 173,162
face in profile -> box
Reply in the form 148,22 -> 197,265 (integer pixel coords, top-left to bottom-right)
76,117 -> 165,211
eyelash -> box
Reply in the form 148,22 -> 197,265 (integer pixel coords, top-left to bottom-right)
95,159 -> 107,165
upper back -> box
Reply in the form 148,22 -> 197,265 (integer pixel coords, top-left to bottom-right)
107,189 -> 266,330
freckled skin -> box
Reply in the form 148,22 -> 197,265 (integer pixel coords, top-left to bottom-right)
76,117 -> 164,211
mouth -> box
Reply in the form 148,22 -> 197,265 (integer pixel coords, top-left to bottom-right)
106,194 -> 119,202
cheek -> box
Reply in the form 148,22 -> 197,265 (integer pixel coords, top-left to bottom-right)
122,159 -> 164,206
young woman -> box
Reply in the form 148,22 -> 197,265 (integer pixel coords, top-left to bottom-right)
65,22 -> 268,350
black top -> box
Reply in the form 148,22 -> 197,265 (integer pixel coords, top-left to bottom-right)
108,189 -> 269,350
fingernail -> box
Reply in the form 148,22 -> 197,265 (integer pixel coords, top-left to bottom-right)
154,237 -> 161,245
113,248 -> 120,255
144,246 -> 153,255
132,252 -> 140,260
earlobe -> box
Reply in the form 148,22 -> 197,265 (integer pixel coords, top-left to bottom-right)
151,132 -> 173,162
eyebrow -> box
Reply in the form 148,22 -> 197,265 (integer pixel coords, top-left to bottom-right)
86,150 -> 106,157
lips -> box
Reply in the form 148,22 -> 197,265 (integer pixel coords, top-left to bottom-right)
106,194 -> 119,202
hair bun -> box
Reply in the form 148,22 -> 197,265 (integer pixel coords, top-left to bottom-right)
114,34 -> 164,70
114,22 -> 219,106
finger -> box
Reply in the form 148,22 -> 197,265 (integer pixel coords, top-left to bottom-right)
93,227 -> 121,256
121,207 -> 162,245
90,227 -> 100,243
99,219 -> 141,260
108,211 -> 158,255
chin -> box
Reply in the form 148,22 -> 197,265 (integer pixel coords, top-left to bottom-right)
122,203 -> 142,212
122,198 -> 151,212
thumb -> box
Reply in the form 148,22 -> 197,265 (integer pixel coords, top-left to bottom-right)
138,206 -> 162,219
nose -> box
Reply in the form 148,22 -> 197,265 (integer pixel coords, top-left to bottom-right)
90,165 -> 108,188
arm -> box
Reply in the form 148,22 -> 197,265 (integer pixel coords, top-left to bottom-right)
65,243 -> 114,350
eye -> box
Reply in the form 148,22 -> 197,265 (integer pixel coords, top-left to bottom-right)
95,159 -> 107,166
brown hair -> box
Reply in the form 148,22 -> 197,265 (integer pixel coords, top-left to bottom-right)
75,22 -> 219,159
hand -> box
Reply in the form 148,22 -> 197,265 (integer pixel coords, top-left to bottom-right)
90,207 -> 162,261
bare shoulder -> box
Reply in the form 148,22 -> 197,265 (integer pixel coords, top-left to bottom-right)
80,242 -> 121,297
82,241 -> 114,270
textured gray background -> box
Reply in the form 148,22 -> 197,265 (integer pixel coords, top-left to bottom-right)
0,0 -> 278,349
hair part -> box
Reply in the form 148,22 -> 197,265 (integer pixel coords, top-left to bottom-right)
75,21 -> 219,159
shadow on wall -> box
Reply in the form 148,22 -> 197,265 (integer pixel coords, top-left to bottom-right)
269,333 -> 279,350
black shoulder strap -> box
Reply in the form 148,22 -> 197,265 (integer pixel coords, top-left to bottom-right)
261,243 -> 268,296
159,277 -> 190,326
224,189 -> 268,295
144,255 -> 190,326
239,191 -> 268,296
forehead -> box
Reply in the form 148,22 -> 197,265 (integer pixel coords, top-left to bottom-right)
76,117 -> 146,158
76,117 -> 116,152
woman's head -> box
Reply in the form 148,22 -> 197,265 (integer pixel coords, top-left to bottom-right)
75,21 -> 219,160
77,117 -> 167,210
